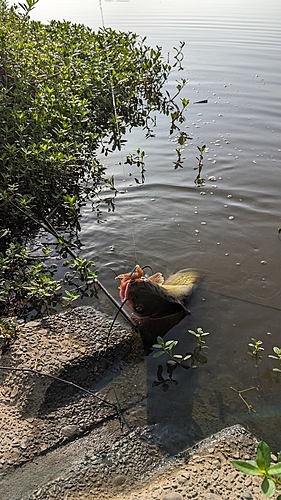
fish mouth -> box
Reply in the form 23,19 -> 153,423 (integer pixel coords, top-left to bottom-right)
119,280 -> 130,302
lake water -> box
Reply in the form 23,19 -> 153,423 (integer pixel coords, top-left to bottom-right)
30,0 -> 281,453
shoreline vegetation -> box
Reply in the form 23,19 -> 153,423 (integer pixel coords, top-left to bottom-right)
0,0 -> 189,329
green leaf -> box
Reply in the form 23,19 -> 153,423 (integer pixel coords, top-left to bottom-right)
165,340 -> 178,350
257,441 -> 271,471
267,463 -> 281,475
276,495 -> 281,500
261,477 -> 275,498
153,351 -> 165,358
232,460 -> 262,476
165,340 -> 176,346
157,336 -> 164,345
277,451 -> 281,463
152,344 -> 163,349
188,329 -> 196,335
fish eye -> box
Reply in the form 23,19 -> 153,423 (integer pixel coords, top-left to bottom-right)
134,304 -> 144,313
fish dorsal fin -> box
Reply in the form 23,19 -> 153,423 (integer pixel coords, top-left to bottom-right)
148,272 -> 165,285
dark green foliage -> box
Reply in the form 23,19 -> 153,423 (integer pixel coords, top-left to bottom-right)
0,0 -> 182,239
0,0 -> 187,320
0,241 -> 98,319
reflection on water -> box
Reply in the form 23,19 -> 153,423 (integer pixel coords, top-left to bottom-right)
29,0 -> 281,452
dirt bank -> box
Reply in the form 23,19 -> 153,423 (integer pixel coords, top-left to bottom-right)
0,307 -> 264,500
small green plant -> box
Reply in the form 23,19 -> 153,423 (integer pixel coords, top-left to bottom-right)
152,336 -> 192,366
248,338 -> 264,357
232,441 -> 281,499
188,327 -> 210,349
268,346 -> 281,373
248,338 -> 264,356
152,336 -> 192,388
152,329 -> 210,389
194,144 -> 206,186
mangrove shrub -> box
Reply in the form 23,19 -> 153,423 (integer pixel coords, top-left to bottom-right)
0,0 -> 188,319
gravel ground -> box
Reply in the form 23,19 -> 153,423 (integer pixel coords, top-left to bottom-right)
107,426 -> 265,500
0,306 -> 138,472
0,307 -> 266,500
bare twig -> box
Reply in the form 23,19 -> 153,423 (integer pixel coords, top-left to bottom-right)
106,298 -> 133,348
0,365 -> 117,409
230,386 -> 259,413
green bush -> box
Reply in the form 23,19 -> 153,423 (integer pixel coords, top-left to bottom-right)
0,0 -> 187,319
0,0 -> 182,239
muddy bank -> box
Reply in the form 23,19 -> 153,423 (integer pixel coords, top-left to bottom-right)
0,306 -> 264,499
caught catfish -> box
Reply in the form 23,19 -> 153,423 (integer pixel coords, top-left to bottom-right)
116,265 -> 201,344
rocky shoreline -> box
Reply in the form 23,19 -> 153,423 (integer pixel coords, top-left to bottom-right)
0,306 -> 264,499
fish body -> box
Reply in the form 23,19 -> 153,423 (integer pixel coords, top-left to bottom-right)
116,267 -> 201,343
123,278 -> 189,318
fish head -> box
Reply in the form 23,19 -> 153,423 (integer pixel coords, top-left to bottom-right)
120,278 -> 187,318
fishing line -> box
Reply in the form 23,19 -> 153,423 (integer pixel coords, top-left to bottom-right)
106,298 -> 135,347
205,289 -> 281,313
97,0 -> 139,267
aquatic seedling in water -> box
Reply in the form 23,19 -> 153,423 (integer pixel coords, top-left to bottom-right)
248,338 -> 264,356
152,329 -> 210,390
152,336 -> 192,390
188,327 -> 209,350
188,328 -> 210,367
268,346 -> 281,373
194,145 -> 206,186
152,336 -> 192,367
232,441 -> 281,499
248,338 -> 264,362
